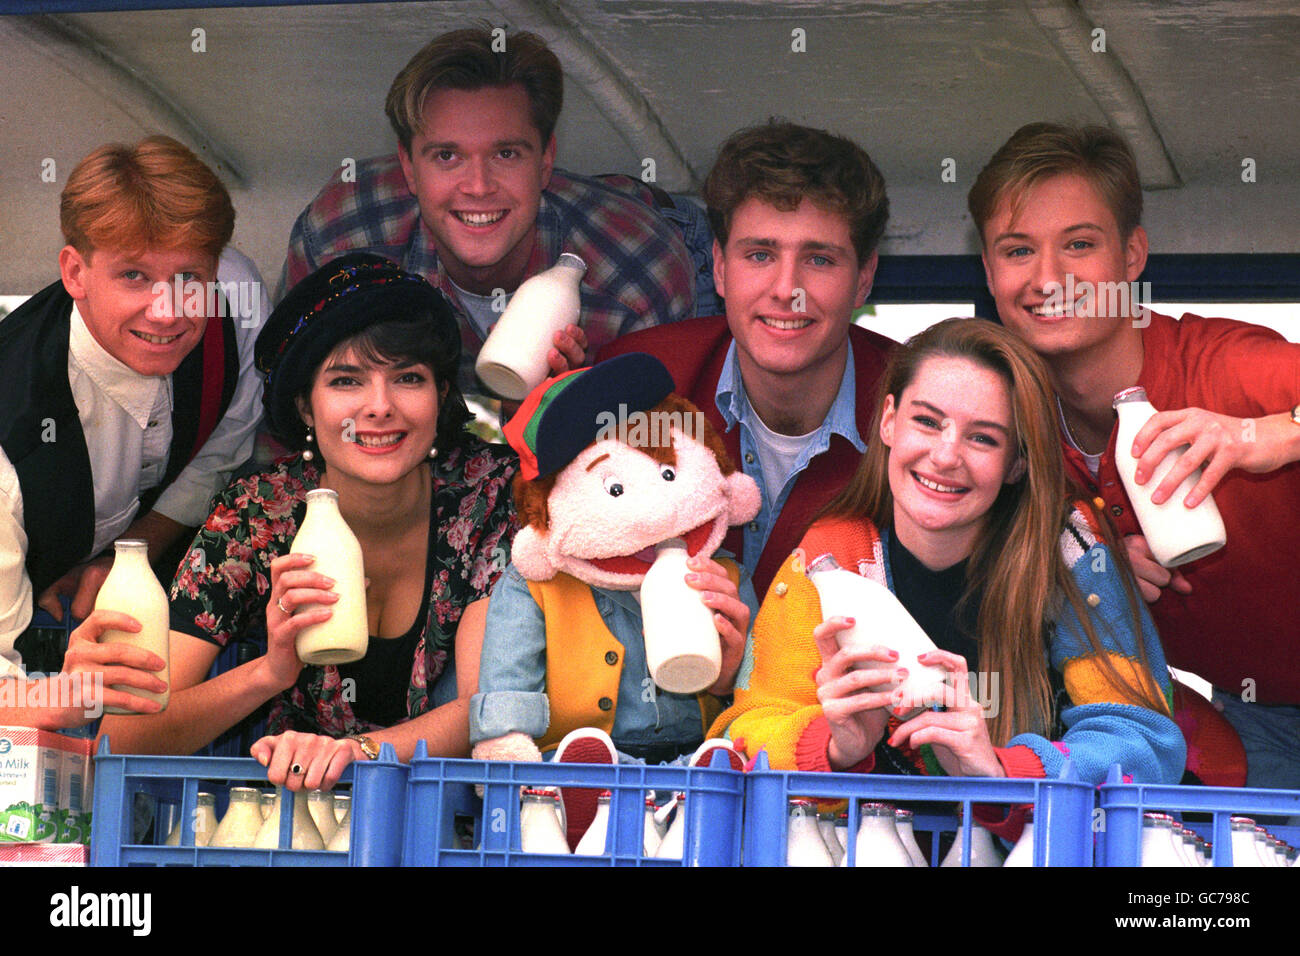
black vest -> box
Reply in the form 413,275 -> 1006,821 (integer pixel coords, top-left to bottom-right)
0,280 -> 238,595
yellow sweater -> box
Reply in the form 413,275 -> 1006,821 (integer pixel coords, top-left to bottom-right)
707,517 -> 882,770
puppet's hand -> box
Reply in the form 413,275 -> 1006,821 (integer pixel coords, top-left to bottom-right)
472,732 -> 543,764
686,555 -> 749,695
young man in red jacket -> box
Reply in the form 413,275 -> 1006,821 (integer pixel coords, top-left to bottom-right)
970,122 -> 1300,788
601,121 -> 894,599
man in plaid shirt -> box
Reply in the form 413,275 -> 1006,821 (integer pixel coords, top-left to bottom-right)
279,27 -> 700,401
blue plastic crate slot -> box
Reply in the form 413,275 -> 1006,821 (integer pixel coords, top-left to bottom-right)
1097,765 -> 1300,866
401,742 -> 744,866
743,751 -> 1094,866
90,737 -> 407,866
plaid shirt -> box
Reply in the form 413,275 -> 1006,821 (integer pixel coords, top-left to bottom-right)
279,154 -> 696,398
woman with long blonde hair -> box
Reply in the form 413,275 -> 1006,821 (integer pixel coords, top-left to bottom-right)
713,318 -> 1184,784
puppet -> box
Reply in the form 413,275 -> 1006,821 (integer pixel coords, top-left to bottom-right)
469,353 -> 761,840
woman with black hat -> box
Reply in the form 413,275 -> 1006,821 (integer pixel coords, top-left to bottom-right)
98,254 -> 518,787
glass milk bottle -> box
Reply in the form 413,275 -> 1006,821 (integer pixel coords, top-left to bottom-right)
942,810 -> 1001,867
643,795 -> 664,857
328,791 -> 351,852
1227,817 -> 1265,867
895,809 -> 929,867
640,539 -> 722,693
327,809 -> 350,853
475,253 -> 586,400
574,790 -> 612,856
165,791 -> 217,847
307,790 -> 338,845
786,799 -> 835,867
1002,809 -> 1036,867
289,489 -> 369,665
260,790 -> 276,819
805,554 -> 947,713
253,788 -> 325,850
1112,387 -> 1227,567
93,539 -> 170,713
818,812 -> 845,866
654,793 -> 686,859
520,788 -> 570,855
1140,813 -> 1188,867
1254,827 -> 1279,867
851,802 -> 915,867
209,786 -> 265,848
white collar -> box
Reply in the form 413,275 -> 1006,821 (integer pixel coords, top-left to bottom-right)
68,302 -> 166,429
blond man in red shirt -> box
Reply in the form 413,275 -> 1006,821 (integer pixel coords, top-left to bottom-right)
970,123 -> 1300,788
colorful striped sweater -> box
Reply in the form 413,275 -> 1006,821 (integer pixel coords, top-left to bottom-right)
710,509 -> 1186,785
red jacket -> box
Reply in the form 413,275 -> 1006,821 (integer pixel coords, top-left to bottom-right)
1062,311 -> 1300,703
599,316 -> 893,598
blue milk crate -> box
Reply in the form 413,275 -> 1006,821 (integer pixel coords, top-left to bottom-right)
744,751 -> 1095,866
401,741 -> 744,866
1096,765 -> 1300,866
90,738 -> 407,865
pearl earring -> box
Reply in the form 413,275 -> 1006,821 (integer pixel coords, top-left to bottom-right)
429,444 -> 438,460
302,427 -> 315,461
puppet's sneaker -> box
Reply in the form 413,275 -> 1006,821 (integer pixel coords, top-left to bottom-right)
552,727 -> 618,850
688,738 -> 744,771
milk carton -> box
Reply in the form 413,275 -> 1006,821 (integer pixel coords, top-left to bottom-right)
0,728 -> 92,844
57,738 -> 93,844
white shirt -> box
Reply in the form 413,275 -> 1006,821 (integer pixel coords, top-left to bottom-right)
741,390 -> 821,511
448,278 -> 505,342
0,248 -> 266,678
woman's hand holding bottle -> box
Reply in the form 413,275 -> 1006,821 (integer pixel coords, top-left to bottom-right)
262,552 -> 333,691
812,617 -> 907,770
887,649 -> 1004,777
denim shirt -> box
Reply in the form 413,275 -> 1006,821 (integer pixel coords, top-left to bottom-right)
715,343 -> 867,573
471,560 -> 760,757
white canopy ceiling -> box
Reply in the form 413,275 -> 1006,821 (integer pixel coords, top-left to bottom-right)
2,0 -> 1297,293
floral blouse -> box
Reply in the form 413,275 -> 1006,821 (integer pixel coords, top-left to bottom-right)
169,438 -> 519,736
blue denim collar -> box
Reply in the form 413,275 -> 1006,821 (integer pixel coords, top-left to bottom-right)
714,339 -> 865,453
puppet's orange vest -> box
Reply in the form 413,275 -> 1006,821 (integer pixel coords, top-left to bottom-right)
526,563 -> 740,753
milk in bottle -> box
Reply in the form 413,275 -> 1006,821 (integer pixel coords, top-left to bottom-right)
475,253 -> 586,400
164,792 -> 217,847
1112,387 -> 1226,567
1139,813 -> 1188,867
640,539 -> 722,693
520,788 -> 570,855
895,808 -> 929,867
289,489 -> 369,665
1002,809 -> 1036,867
941,815 -> 1002,868
805,554 -> 947,713
654,793 -> 686,859
818,812 -> 845,866
643,795 -> 664,857
307,789 -> 338,845
574,790 -> 612,856
851,802 -> 914,867
209,786 -> 265,848
786,799 -> 835,867
253,787 -> 325,850
93,539 -> 170,713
